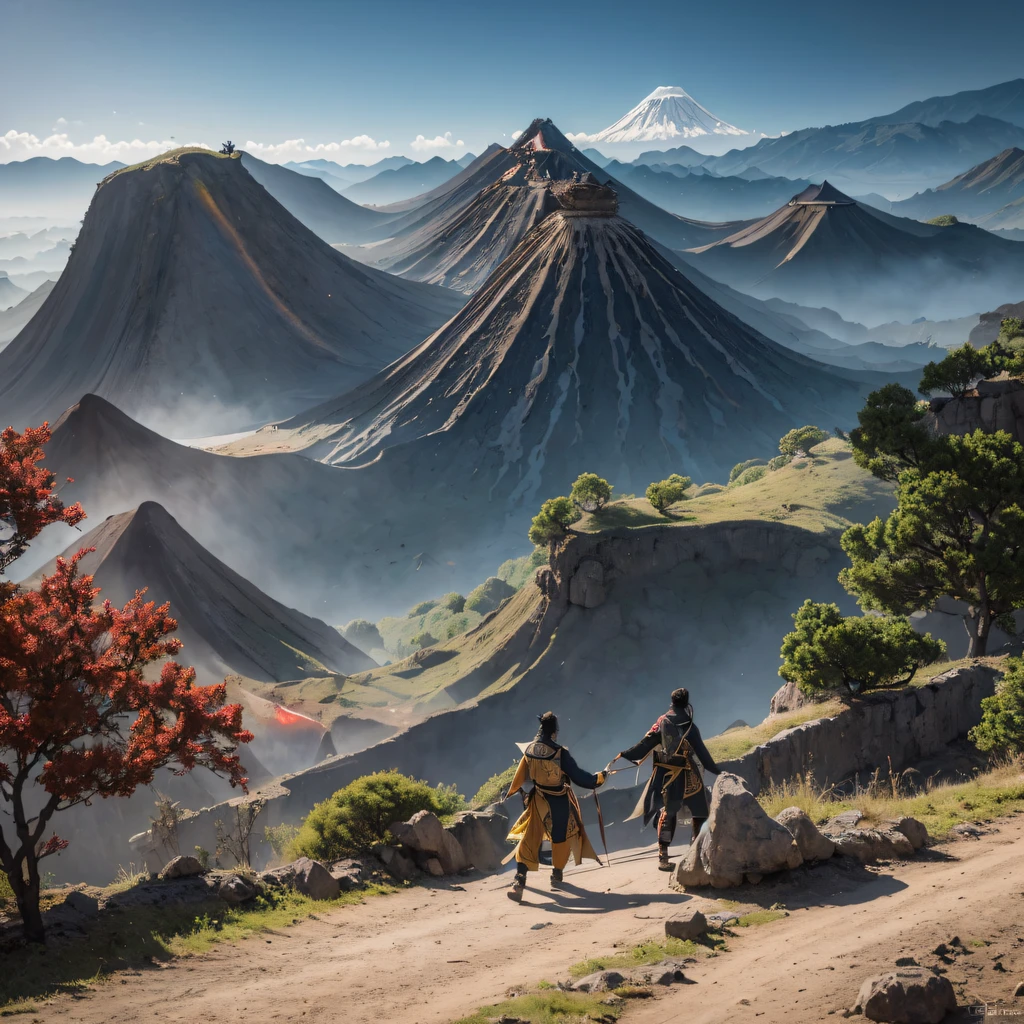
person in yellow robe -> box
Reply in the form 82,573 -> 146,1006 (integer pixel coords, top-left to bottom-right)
505,711 -> 607,902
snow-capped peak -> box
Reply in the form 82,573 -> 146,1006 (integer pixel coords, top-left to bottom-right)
582,86 -> 748,144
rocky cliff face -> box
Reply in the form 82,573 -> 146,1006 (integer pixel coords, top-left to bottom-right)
924,377 -> 1024,444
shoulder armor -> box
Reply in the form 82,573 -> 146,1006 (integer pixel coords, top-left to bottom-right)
526,741 -> 559,760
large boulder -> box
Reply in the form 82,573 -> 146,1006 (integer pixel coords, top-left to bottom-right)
675,773 -> 803,888
328,859 -> 365,892
161,854 -> 204,879
828,828 -> 915,863
572,970 -> 627,993
446,810 -> 509,873
774,807 -> 835,862
377,845 -> 420,881
854,968 -> 956,1022
218,874 -> 258,904
769,680 -> 807,715
291,857 -> 341,900
390,810 -> 469,875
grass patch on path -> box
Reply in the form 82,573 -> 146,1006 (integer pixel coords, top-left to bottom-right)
758,760 -> 1024,837
453,991 -> 624,1024
0,884 -> 394,1011
570,935 -> 726,979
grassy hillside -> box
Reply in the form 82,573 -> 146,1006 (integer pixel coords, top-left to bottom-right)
576,440 -> 892,537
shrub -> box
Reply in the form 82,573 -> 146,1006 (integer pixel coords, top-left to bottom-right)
926,214 -> 958,226
779,425 -> 828,458
569,472 -> 613,513
471,762 -> 520,808
767,454 -> 791,471
341,618 -> 383,652
970,658 -> 1024,756
465,576 -> 516,614
730,464 -> 768,488
779,600 -> 946,696
408,599 -> 438,617
528,496 -> 581,545
441,592 -> 466,613
729,458 -> 766,484
410,630 -> 437,649
290,771 -> 466,860
918,342 -> 988,398
445,614 -> 470,639
646,473 -> 693,512
496,549 -> 548,590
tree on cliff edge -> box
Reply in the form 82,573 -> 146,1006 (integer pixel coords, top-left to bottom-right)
0,424 -> 252,942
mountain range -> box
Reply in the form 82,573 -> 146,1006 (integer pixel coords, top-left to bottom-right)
683,181 -> 1024,323
0,149 -> 463,434
891,147 -> 1024,230
0,155 -> 123,220
340,155 -> 469,206
875,78 -> 1024,129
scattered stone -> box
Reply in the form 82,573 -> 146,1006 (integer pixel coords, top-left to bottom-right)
894,957 -> 919,967
949,822 -> 987,839
62,891 -> 100,918
218,874 -> 257,904
675,773 -> 803,888
573,970 -> 626,993
446,810 -> 510,873
636,960 -> 691,986
829,829 -> 915,863
704,911 -> 740,928
887,817 -> 928,851
775,807 -> 836,862
291,858 -> 340,901
824,810 -> 864,832
664,910 -> 707,941
390,811 -> 469,875
160,854 -> 204,879
377,845 -> 420,881
853,968 -> 956,1023
328,859 -> 364,892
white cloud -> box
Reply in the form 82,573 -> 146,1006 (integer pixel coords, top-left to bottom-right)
409,131 -> 464,153
242,136 -> 390,163
0,130 -> 210,164
565,131 -> 598,144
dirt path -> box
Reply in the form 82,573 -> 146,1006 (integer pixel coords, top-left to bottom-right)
36,819 -> 1024,1023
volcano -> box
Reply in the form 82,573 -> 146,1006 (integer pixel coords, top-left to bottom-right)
584,86 -> 748,144
239,179 -> 866,491
350,119 -> 743,290
0,149 -> 463,433
684,181 -> 1024,323
24,501 -> 373,683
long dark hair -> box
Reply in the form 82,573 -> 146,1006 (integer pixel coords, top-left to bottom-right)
671,688 -> 693,721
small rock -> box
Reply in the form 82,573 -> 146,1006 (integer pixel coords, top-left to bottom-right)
665,910 -> 707,941
853,968 -> 956,1023
328,859 -> 364,892
573,970 -> 626,993
1014,980 -> 1024,998
390,811 -> 469,875
824,810 -> 864,832
161,854 -> 204,879
218,875 -> 257,904
745,872 -> 763,885
894,957 -> 918,967
63,891 -> 100,917
424,857 -> 444,877
775,807 -> 836,862
887,817 -> 928,850
830,828 -> 915,863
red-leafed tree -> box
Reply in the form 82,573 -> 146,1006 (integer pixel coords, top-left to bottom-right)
1,424 -> 252,942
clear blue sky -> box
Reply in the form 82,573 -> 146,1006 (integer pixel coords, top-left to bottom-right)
3,0 -> 1023,161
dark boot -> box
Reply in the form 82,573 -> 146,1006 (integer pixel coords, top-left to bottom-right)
658,843 -> 673,871
507,870 -> 527,902
550,867 -> 564,888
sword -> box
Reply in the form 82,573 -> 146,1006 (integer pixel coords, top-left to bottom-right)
593,787 -> 611,868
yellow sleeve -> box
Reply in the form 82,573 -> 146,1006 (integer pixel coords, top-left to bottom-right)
506,756 -> 530,797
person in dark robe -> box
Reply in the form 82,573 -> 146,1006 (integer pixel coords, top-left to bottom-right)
504,711 -> 607,902
612,687 -> 721,871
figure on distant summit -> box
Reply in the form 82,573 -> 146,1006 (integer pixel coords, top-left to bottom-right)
612,688 -> 721,871
505,712 -> 607,902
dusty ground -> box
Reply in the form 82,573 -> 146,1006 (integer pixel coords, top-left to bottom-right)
34,818 -> 1024,1024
